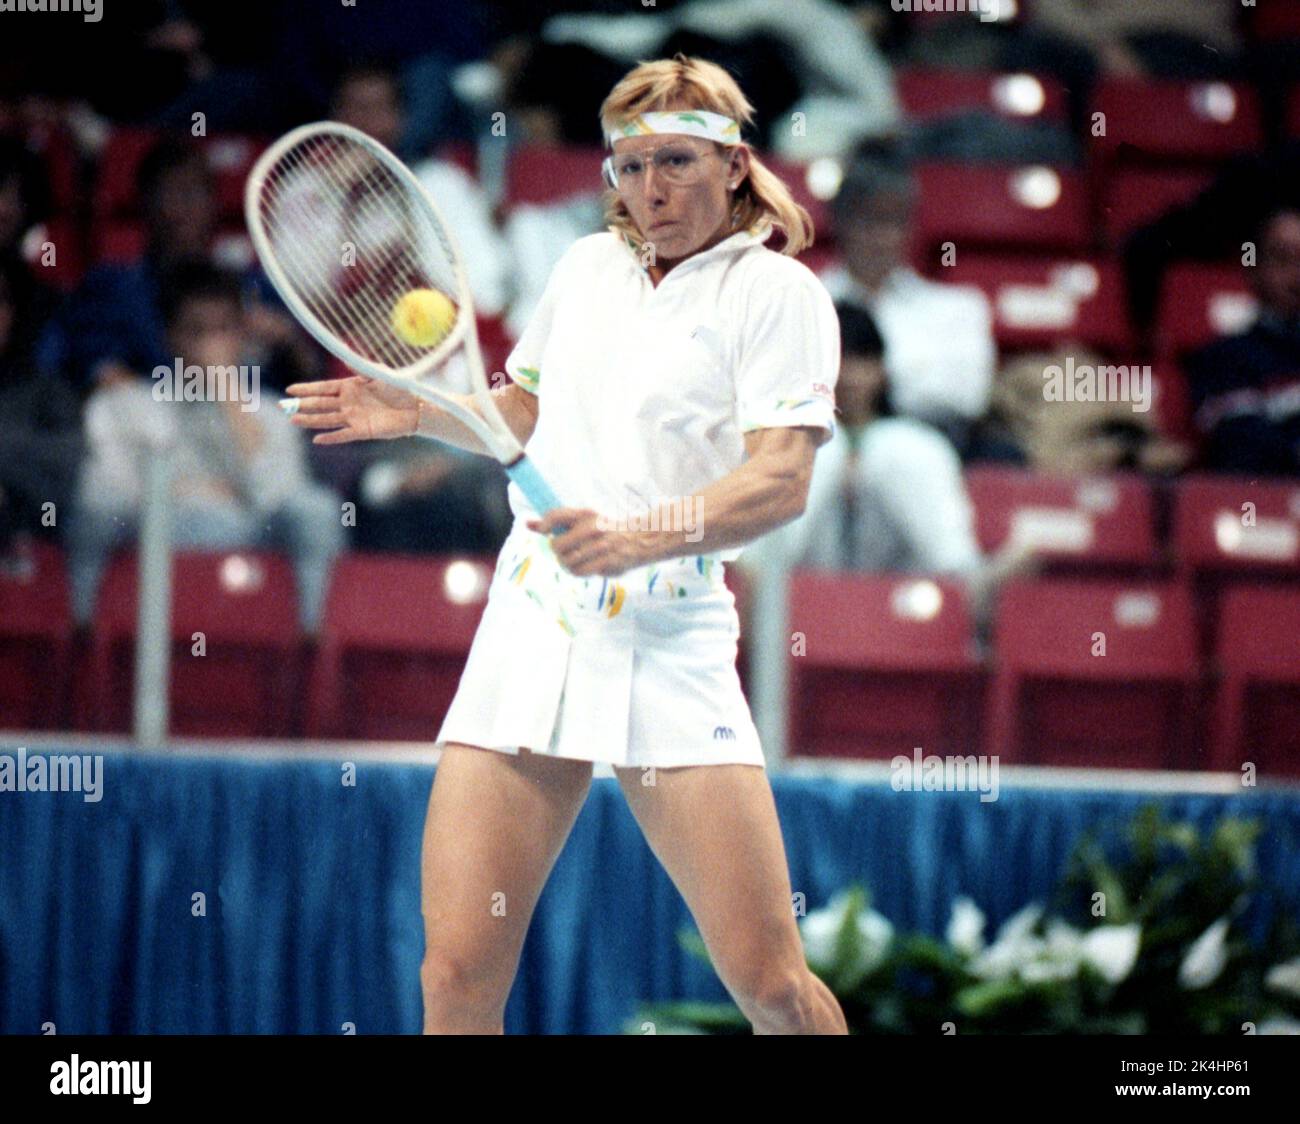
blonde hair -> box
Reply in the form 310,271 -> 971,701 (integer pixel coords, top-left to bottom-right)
597,54 -> 814,256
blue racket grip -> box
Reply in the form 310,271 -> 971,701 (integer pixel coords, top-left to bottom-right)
505,456 -> 567,531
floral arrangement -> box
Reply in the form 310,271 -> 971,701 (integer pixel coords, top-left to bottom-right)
628,805 -> 1300,1034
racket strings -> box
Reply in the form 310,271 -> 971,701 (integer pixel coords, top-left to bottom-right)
269,138 -> 424,370
255,133 -> 462,374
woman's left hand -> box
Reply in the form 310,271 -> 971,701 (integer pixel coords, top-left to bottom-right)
527,508 -> 650,577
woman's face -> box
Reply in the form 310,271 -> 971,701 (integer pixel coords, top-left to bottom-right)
611,130 -> 748,267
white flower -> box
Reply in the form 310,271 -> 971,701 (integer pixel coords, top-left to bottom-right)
1264,955 -> 1300,999
1178,917 -> 1231,990
1080,924 -> 1142,985
1020,956 -> 1079,984
946,897 -> 986,957
800,892 -> 893,975
968,904 -> 1045,980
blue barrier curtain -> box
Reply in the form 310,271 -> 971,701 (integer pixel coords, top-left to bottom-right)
2,751 -> 1298,1034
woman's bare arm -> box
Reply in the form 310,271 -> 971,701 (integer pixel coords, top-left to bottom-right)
529,426 -> 825,576
285,375 -> 540,455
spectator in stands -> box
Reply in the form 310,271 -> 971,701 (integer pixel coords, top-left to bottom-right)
1028,0 -> 1241,81
36,139 -> 216,393
535,0 -> 900,159
742,302 -> 1033,621
821,156 -> 996,453
974,345 -> 1188,474
65,264 -> 345,632
1123,142 -> 1300,345
1185,205 -> 1300,477
0,136 -> 51,265
330,63 -> 509,317
36,136 -> 320,400
0,258 -> 81,550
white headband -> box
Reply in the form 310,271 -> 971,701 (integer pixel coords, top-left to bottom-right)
605,110 -> 741,147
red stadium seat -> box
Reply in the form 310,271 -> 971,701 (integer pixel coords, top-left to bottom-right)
966,468 -> 1159,575
0,540 -> 73,731
786,572 -> 981,759
1173,476 -> 1300,580
986,579 -> 1200,768
1155,263 -> 1257,357
83,551 -> 301,736
1210,586 -> 1300,776
1172,475 -> 1300,654
93,128 -> 164,219
305,553 -> 493,741
504,144 -> 605,207
1091,79 -> 1263,164
1098,167 -> 1213,248
915,164 -> 1089,256
1250,6 -> 1300,42
943,255 -> 1133,351
897,68 -> 1069,124
1150,361 -> 1197,447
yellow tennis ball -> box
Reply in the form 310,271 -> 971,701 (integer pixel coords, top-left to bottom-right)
391,288 -> 456,348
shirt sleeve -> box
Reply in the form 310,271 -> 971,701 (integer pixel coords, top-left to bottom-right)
734,274 -> 840,442
503,240 -> 579,396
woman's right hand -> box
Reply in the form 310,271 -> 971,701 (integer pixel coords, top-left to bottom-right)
282,375 -> 420,443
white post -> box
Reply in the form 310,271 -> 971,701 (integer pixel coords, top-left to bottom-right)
133,441 -> 174,749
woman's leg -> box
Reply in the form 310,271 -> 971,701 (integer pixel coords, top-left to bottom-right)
421,743 -> 593,1034
613,763 -> 848,1035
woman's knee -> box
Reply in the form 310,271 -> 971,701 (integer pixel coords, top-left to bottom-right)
419,945 -> 512,1010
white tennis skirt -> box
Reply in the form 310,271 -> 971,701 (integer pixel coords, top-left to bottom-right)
435,522 -> 765,769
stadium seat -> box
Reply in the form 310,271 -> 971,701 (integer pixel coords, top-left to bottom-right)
0,540 -> 72,731
943,255 -> 1133,352
504,144 -> 606,207
305,553 -> 493,741
1098,167 -> 1213,248
83,551 -> 301,736
986,579 -> 1200,768
1091,78 -> 1263,164
915,163 -> 1089,256
1154,263 -> 1258,358
1150,361 -> 1197,447
786,572 -> 981,759
1210,586 -> 1300,776
966,468 -> 1160,575
1172,474 -> 1300,661
92,128 -> 164,219
897,68 -> 1068,124
1173,476 -> 1300,581
1250,5 -> 1300,41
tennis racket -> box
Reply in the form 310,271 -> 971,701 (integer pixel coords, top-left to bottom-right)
243,120 -> 562,517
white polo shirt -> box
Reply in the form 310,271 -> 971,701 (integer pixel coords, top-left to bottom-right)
504,222 -> 841,564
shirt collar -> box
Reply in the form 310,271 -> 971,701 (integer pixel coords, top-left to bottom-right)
623,221 -> 774,277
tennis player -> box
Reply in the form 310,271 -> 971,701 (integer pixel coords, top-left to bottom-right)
287,55 -> 847,1035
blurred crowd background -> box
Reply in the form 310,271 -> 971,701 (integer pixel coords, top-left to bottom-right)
1,0 -> 1299,763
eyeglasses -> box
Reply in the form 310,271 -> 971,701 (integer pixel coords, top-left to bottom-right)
601,143 -> 726,192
